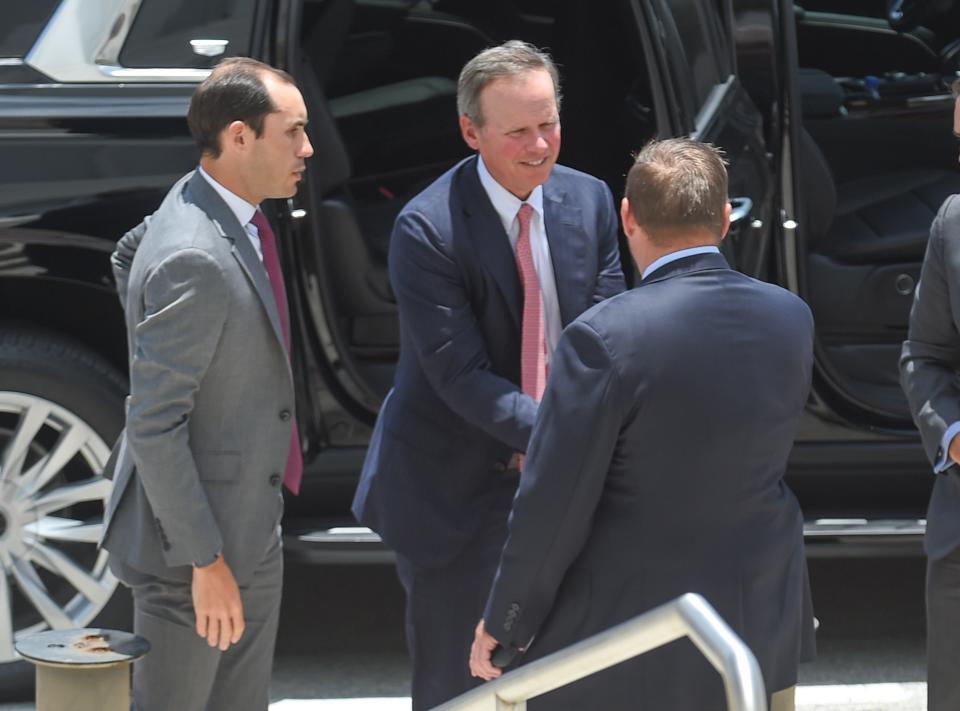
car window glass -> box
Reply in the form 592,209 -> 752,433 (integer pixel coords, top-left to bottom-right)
119,0 -> 257,69
0,2 -> 63,58
665,0 -> 732,111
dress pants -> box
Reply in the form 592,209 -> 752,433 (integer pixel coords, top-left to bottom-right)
927,543 -> 960,710
396,469 -> 520,711
115,532 -> 283,711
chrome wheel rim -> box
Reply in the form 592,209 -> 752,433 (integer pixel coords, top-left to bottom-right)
0,391 -> 116,663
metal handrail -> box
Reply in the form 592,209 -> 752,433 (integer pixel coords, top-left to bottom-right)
434,592 -> 767,711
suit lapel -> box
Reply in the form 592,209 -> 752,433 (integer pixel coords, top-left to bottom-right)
457,159 -> 522,329
183,172 -> 287,355
543,181 -> 587,326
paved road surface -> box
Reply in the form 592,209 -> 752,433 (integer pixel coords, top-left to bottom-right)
0,555 -> 930,710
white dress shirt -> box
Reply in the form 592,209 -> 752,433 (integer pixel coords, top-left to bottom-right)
197,165 -> 263,263
476,156 -> 562,360
936,422 -> 960,472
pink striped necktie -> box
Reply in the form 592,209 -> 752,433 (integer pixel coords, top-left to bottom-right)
251,210 -> 303,495
515,203 -> 548,403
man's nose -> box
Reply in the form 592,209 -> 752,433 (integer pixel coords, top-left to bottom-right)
300,134 -> 314,158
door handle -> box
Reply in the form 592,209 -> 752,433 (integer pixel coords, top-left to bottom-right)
286,198 -> 307,220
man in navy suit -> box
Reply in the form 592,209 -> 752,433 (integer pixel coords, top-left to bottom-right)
470,138 -> 816,711
351,40 -> 625,709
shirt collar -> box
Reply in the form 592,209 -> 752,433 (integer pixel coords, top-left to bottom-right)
641,245 -> 721,280
477,155 -> 544,233
197,165 -> 258,229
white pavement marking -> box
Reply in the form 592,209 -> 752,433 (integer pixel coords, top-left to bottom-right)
270,701 -> 411,710
0,684 -> 929,711
797,682 -> 926,710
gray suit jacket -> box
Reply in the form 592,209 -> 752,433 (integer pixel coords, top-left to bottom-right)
101,171 -> 294,585
484,253 -> 815,709
901,194 -> 960,561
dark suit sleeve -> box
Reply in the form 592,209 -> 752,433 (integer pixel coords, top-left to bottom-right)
483,319 -> 622,649
389,209 -> 538,451
592,182 -> 627,303
901,195 -> 960,467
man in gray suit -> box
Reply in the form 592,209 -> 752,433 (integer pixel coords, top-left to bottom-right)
101,57 -> 313,711
900,80 -> 960,711
470,138 -> 816,711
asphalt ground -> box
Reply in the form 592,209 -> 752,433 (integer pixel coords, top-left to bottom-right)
0,555 -> 931,710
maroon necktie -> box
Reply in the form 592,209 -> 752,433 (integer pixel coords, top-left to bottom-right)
251,210 -> 303,495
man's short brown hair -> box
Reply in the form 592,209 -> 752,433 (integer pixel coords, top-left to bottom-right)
187,57 -> 296,158
625,138 -> 729,244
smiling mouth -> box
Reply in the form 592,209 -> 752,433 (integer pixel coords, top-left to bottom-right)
522,158 -> 548,167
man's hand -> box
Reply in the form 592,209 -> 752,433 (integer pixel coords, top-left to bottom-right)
469,619 -> 503,681
191,555 -> 244,651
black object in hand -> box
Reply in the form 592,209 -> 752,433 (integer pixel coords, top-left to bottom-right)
491,644 -> 519,669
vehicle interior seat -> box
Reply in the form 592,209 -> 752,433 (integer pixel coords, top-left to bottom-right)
802,134 -> 959,264
301,0 -> 465,180
297,60 -> 399,366
798,72 -> 960,417
799,69 -> 960,265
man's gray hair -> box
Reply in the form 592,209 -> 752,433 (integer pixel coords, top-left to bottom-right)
457,40 -> 561,126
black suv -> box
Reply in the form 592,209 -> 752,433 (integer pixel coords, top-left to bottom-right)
0,0 -> 958,686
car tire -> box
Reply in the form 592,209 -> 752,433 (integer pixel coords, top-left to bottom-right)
0,325 -> 130,700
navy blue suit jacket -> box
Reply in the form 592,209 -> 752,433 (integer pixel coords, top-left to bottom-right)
352,155 -> 625,566
484,253 -> 816,709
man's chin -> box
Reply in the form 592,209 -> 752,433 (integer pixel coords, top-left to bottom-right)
266,186 -> 298,200
517,164 -> 554,192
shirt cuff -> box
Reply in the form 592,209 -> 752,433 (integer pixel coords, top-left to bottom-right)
935,422 -> 960,472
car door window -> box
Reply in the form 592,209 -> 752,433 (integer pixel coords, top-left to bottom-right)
670,0 -> 732,110
646,0 -> 773,278
649,0 -> 733,131
0,2 -> 63,58
120,0 -> 258,68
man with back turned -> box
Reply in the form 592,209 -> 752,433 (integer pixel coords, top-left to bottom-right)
471,138 -> 816,711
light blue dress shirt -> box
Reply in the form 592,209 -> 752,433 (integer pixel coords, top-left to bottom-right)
641,245 -> 721,280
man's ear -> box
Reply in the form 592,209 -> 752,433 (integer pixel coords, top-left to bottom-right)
460,115 -> 480,150
223,120 -> 248,153
620,197 -> 637,237
719,201 -> 733,242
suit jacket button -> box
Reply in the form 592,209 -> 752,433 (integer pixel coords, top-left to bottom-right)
937,446 -> 944,461
494,461 -> 506,472
269,473 -> 282,487
279,409 -> 291,422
